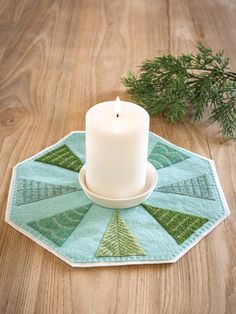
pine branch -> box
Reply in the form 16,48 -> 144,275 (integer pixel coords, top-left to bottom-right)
122,44 -> 236,139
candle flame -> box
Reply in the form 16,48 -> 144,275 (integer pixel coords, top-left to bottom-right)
115,96 -> 121,117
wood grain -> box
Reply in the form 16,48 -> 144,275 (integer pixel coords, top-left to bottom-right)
0,0 -> 235,313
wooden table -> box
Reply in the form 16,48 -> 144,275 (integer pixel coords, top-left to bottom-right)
0,0 -> 235,313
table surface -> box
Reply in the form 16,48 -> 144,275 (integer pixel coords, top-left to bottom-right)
0,0 -> 236,313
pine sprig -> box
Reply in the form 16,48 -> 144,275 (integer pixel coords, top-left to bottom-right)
122,44 -> 236,139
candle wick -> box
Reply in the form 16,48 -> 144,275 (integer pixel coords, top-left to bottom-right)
116,113 -> 119,118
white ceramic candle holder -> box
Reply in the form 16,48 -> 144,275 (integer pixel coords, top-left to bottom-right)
78,162 -> 158,209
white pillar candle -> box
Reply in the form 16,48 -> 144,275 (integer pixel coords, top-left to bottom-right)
85,97 -> 150,199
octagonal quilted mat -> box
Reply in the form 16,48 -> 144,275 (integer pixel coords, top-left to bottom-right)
5,131 -> 230,267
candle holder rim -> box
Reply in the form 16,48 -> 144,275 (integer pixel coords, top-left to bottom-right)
78,162 -> 158,208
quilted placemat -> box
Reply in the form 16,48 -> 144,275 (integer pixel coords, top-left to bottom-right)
5,132 -> 230,267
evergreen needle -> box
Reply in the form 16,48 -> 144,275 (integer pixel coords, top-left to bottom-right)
122,44 -> 236,139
